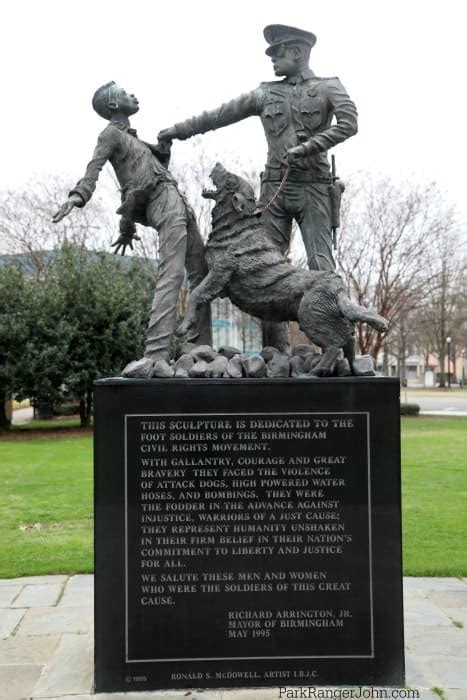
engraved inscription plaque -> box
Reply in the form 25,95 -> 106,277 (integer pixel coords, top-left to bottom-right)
94,379 -> 403,692
126,412 -> 372,662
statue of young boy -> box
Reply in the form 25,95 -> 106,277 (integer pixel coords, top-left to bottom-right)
53,82 -> 211,377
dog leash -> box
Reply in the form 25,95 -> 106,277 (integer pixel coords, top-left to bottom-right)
258,165 -> 291,215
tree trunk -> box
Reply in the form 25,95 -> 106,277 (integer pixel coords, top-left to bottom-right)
370,335 -> 383,361
85,386 -> 93,427
399,326 -> 408,383
438,350 -> 446,388
79,397 -> 87,428
0,391 -> 11,432
79,388 -> 93,428
383,345 -> 389,376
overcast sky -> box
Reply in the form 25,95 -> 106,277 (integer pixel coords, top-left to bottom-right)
2,0 -> 467,225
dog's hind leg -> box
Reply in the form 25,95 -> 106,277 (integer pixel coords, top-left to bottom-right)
343,334 -> 356,366
310,347 -> 341,377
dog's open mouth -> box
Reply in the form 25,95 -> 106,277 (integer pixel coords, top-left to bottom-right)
202,162 -> 231,200
202,187 -> 218,200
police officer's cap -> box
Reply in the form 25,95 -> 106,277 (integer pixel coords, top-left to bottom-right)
263,24 -> 317,56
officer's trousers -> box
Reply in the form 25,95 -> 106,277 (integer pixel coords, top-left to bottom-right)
260,179 -> 335,351
145,184 -> 211,362
261,179 -> 334,271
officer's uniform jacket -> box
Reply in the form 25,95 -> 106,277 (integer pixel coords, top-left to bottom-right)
174,68 -> 358,182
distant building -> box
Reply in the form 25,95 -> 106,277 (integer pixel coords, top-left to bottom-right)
211,298 -> 261,355
380,349 -> 465,387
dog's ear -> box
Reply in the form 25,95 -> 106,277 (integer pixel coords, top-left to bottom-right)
231,193 -> 246,213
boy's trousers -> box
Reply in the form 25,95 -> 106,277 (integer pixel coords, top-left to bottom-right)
144,183 -> 211,362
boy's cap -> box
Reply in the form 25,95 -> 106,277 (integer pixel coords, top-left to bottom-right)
263,24 -> 316,56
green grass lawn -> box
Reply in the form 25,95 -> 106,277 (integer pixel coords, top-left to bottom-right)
0,435 -> 93,578
12,417 -> 83,431
0,417 -> 465,578
401,416 -> 466,576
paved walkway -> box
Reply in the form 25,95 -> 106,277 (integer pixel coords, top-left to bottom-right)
0,576 -> 466,700
11,408 -> 34,426
403,391 -> 467,417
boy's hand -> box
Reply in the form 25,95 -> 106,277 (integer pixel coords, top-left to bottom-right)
52,194 -> 83,223
111,232 -> 141,256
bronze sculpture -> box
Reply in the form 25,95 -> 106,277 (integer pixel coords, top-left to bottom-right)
177,163 -> 387,376
159,24 -> 358,351
52,82 -> 211,377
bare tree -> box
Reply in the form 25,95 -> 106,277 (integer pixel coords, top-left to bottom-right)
410,230 -> 466,386
0,174 -> 115,276
336,174 -> 460,359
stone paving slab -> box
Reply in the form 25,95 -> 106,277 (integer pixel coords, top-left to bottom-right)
418,689 -> 444,698
59,585 -> 94,608
66,574 -> 94,589
417,654 -> 467,688
404,650 -> 432,687
446,691 -> 467,700
16,606 -> 92,636
405,625 -> 467,656
0,576 -> 465,699
0,608 -> 26,639
404,598 -> 454,626
428,590 -> 467,608
97,693 -> 223,700
0,663 -> 43,699
0,585 -> 22,607
12,582 -> 63,608
33,634 -> 93,697
0,575 -> 68,587
32,697 -> 92,700
0,634 -> 60,663
403,577 -> 467,594
439,607 -> 467,627
221,692 -> 293,700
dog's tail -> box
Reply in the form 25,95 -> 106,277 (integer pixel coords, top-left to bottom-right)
337,292 -> 388,333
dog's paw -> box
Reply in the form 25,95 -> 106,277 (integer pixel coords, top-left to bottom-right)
374,316 -> 389,333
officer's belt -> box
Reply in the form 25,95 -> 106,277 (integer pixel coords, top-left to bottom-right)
262,167 -> 332,184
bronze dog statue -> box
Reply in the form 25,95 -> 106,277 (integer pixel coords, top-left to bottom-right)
177,163 -> 387,376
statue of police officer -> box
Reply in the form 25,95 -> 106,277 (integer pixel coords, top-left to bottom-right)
159,24 -> 358,351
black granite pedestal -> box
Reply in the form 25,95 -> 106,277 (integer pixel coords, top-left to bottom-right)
94,377 -> 404,692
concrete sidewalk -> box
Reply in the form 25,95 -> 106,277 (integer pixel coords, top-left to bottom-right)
1,575 -> 466,700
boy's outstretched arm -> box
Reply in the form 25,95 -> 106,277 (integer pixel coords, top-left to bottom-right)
52,129 -> 115,223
